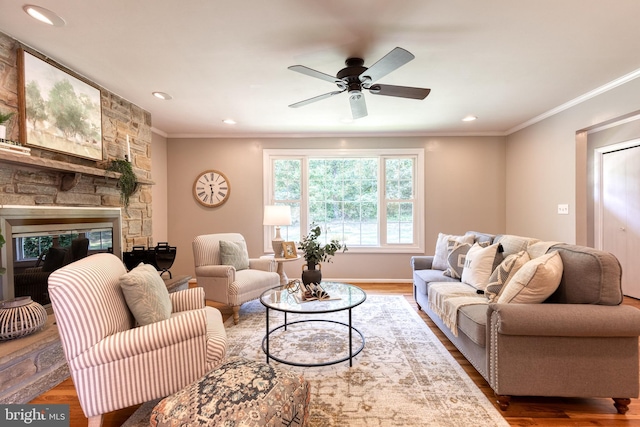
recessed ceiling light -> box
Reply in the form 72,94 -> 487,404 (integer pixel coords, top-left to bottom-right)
152,92 -> 172,100
462,115 -> 477,122
23,5 -> 65,27
222,119 -> 237,125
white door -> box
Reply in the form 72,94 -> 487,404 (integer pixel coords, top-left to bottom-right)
602,145 -> 640,298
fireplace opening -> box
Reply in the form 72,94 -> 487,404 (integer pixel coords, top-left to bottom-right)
12,228 -> 113,306
0,206 -> 123,308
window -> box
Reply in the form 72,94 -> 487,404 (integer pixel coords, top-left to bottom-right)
264,149 -> 424,253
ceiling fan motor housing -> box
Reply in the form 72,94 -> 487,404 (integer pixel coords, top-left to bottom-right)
337,58 -> 368,91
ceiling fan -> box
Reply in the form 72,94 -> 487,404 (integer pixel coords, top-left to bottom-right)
288,47 -> 430,119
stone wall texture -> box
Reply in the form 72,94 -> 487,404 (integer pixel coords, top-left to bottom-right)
0,31 -> 153,251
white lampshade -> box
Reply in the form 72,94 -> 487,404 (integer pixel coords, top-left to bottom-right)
263,205 -> 292,226
263,205 -> 291,257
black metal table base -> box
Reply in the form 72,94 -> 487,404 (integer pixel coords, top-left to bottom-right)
263,308 -> 365,367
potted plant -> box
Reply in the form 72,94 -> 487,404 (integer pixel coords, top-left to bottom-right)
0,110 -> 15,141
298,224 -> 347,285
106,159 -> 138,208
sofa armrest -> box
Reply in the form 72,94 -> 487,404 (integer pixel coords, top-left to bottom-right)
170,287 -> 205,312
411,256 -> 434,271
195,264 -> 234,278
249,258 -> 276,272
488,303 -> 640,337
73,309 -> 209,369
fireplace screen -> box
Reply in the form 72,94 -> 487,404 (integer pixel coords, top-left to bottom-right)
0,206 -> 123,307
12,228 -> 113,306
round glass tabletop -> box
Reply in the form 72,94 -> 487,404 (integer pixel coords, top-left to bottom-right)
259,281 -> 366,314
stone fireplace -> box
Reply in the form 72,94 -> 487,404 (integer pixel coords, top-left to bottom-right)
0,30 -> 156,404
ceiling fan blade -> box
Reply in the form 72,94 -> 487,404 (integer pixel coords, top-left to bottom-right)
359,47 -> 415,84
288,65 -> 341,84
349,91 -> 368,119
368,84 -> 431,100
288,90 -> 345,108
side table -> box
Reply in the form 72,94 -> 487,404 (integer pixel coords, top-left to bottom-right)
261,255 -> 301,285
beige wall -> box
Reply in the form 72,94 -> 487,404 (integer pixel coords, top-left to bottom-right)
151,131 -> 168,244
506,77 -> 640,244
166,135 -> 506,282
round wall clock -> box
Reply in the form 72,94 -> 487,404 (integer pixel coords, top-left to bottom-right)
193,170 -> 230,207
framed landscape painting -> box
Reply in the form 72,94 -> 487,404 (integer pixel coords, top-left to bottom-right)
18,48 -> 103,160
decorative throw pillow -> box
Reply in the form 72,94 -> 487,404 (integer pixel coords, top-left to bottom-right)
433,233 -> 475,271
497,251 -> 563,304
460,243 -> 500,291
484,250 -> 530,302
444,240 -> 489,278
220,240 -> 250,271
443,241 -> 472,278
119,262 -> 172,326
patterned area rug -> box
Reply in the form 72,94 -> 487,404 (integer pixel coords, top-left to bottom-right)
124,295 -> 508,426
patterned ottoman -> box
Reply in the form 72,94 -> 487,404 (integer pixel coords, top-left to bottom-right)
150,357 -> 310,426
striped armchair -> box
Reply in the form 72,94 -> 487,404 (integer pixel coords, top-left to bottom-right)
48,253 -> 227,427
193,233 -> 280,324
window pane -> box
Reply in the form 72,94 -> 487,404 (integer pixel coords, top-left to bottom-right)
387,222 -> 400,244
306,158 -> 378,246
400,202 -> 414,243
277,202 -> 300,244
387,202 -> 414,244
386,158 -> 413,201
360,222 -> 378,245
274,159 -> 301,200
362,202 -> 378,222
361,179 -> 377,202
273,159 -> 302,245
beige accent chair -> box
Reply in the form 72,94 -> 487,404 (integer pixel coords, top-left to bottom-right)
48,253 -> 227,427
193,233 -> 280,324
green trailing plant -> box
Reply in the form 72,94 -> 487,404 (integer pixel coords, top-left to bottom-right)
298,224 -> 347,267
106,159 -> 138,208
0,111 -> 14,125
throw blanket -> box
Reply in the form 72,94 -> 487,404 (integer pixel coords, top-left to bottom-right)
428,282 -> 487,337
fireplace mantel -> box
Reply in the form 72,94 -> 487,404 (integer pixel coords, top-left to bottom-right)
0,151 -> 154,191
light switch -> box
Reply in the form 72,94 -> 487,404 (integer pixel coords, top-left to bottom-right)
557,204 -> 569,215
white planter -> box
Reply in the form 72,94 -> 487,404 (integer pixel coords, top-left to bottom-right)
0,125 -> 6,140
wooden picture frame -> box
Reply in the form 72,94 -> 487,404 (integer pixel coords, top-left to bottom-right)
282,241 -> 298,259
17,48 -> 103,160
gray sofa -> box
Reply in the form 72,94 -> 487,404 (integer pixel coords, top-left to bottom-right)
411,231 -> 640,414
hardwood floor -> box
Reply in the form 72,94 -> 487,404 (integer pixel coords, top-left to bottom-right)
30,283 -> 640,426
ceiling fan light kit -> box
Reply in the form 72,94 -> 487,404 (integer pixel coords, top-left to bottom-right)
288,47 -> 430,120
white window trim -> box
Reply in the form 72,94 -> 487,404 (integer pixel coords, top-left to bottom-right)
263,148 -> 424,254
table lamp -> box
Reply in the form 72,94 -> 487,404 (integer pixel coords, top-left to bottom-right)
263,205 -> 292,257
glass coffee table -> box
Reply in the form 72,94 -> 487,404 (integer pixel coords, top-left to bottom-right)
259,282 -> 366,367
